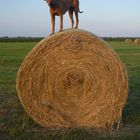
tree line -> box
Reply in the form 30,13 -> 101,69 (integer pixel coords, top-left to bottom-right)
0,37 -> 137,42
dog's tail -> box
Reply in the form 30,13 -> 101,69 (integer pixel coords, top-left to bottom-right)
78,8 -> 83,13
78,0 -> 83,13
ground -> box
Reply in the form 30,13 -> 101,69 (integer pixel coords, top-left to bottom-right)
0,40 -> 140,139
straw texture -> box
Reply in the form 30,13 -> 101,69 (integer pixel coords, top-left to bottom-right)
16,29 -> 128,130
125,39 -> 132,43
134,39 -> 140,44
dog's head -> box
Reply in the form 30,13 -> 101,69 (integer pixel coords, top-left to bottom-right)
44,0 -> 56,8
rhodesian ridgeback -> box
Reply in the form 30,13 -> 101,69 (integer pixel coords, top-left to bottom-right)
44,0 -> 83,34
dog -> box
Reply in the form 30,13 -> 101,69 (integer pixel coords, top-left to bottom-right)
44,0 -> 83,34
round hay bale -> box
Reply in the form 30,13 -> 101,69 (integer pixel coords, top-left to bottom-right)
125,39 -> 132,43
134,39 -> 140,44
16,29 -> 128,130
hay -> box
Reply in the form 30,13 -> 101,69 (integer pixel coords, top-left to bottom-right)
16,29 -> 128,130
134,39 -> 140,44
125,39 -> 132,43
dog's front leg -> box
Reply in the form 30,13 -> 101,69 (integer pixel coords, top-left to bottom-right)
51,14 -> 55,34
59,14 -> 63,32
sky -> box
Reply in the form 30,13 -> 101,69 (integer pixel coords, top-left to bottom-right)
0,0 -> 140,37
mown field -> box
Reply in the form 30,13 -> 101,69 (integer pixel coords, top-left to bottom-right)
0,40 -> 140,140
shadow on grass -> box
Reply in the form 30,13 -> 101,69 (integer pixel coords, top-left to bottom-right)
1,127 -> 140,140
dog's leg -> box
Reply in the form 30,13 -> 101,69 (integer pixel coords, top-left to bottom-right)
74,10 -> 79,28
68,10 -> 74,28
59,14 -> 63,32
51,14 -> 55,34
72,0 -> 77,6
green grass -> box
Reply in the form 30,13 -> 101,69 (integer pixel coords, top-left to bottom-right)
0,41 -> 140,139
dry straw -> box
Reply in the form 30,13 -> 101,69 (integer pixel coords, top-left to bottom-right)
134,39 -> 140,44
125,39 -> 132,43
16,29 -> 128,131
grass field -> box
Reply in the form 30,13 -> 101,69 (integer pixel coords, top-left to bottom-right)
0,41 -> 140,139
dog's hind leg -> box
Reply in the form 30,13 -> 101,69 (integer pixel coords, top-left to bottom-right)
68,9 -> 74,28
74,9 -> 79,28
59,14 -> 63,32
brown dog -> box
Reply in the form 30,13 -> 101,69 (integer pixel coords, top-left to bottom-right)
44,0 -> 83,34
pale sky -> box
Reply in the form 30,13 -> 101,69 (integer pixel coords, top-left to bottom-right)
0,0 -> 140,37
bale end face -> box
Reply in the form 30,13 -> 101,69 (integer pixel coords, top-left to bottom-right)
134,39 -> 140,44
16,29 -> 128,131
125,39 -> 132,43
